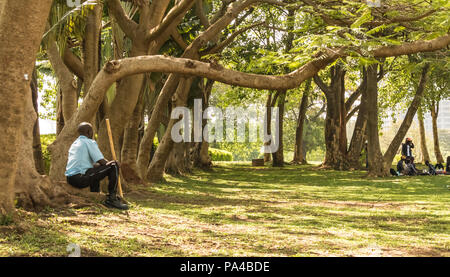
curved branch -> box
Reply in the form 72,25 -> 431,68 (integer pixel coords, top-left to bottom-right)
313,74 -> 330,95
63,47 -> 84,80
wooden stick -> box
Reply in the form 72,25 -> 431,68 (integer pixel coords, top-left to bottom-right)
105,118 -> 124,199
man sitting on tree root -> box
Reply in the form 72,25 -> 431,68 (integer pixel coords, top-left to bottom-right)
65,122 -> 129,210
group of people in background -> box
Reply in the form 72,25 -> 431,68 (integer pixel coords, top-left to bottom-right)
391,138 -> 450,176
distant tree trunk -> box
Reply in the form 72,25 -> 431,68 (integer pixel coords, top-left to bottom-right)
0,0 -> 53,216
272,90 -> 286,167
47,42 -> 78,124
314,65 -> 347,169
31,68 -> 45,175
347,69 -> 368,169
264,92 -> 274,163
193,79 -> 214,169
430,101 -> 445,164
366,63 -> 388,177
382,64 -> 429,170
147,77 -> 193,181
264,92 -> 279,163
136,74 -> 181,179
418,106 -> 431,163
292,78 -> 311,164
120,82 -> 146,185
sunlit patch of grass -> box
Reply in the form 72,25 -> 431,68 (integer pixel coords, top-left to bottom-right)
1,162 -> 449,256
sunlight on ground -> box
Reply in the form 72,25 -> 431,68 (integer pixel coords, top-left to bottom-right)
1,163 -> 449,257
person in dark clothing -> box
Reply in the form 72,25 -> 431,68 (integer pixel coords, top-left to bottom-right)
425,160 -> 437,176
401,138 -> 415,159
397,156 -> 406,174
435,163 -> 444,170
404,157 -> 418,176
65,122 -> 129,210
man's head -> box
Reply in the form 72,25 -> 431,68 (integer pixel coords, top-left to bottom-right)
406,137 -> 412,144
78,122 -> 94,139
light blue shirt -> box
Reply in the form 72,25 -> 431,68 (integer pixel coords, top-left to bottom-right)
65,135 -> 105,176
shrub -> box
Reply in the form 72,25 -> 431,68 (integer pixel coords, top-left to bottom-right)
208,148 -> 233,161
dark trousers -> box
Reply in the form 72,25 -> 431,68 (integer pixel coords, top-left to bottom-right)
67,163 -> 119,195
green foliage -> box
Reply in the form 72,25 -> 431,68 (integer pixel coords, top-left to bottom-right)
208,148 -> 233,161
212,142 -> 262,162
41,134 -> 57,174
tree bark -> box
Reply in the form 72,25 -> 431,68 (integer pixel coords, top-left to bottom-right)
272,90 -> 286,167
31,67 -> 46,175
292,78 -> 311,164
136,74 -> 181,178
192,79 -> 214,169
430,101 -> 445,164
148,77 -> 194,180
264,92 -> 275,162
120,78 -> 147,184
0,0 -> 53,216
366,63 -> 388,177
418,106 -> 431,163
347,90 -> 368,168
47,42 -> 78,124
314,65 -> 347,170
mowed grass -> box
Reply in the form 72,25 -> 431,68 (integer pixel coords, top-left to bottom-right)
1,162 -> 449,257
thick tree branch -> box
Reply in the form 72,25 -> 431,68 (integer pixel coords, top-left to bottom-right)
171,27 -> 189,50
313,74 -> 331,95
346,104 -> 360,123
146,0 -> 196,42
372,33 -> 450,57
107,0 -> 139,40
196,0 -> 210,29
63,47 -> 85,80
201,22 -> 264,55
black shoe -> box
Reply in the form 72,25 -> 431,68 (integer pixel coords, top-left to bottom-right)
103,194 -> 129,210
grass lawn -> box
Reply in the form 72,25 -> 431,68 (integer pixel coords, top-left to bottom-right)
0,162 -> 449,257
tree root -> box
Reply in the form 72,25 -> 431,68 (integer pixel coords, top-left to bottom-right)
14,175 -> 105,212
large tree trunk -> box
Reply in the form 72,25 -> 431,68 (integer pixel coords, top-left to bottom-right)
272,91 -> 286,167
366,64 -> 388,177
136,74 -> 181,178
0,0 -> 53,216
151,77 -> 193,178
292,78 -> 311,164
120,81 -> 147,184
418,106 -> 431,163
430,101 -> 445,164
14,83 -> 72,211
382,64 -> 429,170
314,65 -> 347,170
